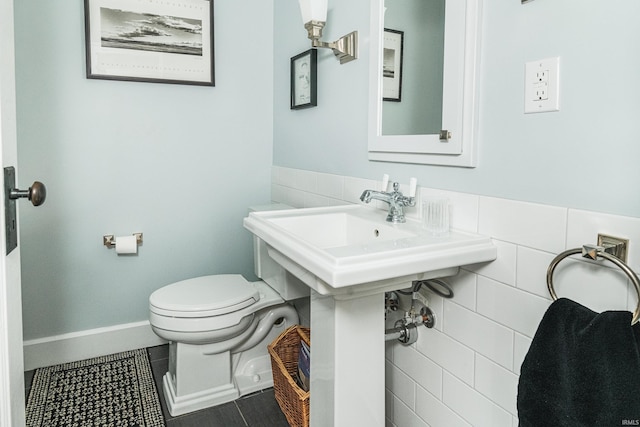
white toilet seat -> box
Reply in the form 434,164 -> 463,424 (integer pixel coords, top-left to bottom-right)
149,275 -> 284,335
149,274 -> 259,317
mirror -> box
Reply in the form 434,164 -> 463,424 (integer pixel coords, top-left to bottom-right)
382,0 -> 445,136
368,0 -> 483,167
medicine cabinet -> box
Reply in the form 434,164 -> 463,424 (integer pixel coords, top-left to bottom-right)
368,0 -> 483,167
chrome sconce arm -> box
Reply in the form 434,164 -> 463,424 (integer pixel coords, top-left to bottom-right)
298,0 -> 358,64
303,20 -> 358,64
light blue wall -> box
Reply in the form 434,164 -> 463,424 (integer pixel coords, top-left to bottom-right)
274,0 -> 640,218
274,0 -> 369,178
15,0 -> 274,340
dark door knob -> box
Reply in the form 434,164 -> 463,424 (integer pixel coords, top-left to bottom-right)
9,181 -> 46,206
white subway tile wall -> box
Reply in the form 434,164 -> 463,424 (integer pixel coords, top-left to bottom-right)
271,166 -> 640,427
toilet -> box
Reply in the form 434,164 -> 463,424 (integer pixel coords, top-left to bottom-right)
149,205 -> 308,416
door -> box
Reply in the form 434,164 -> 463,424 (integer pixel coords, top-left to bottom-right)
0,0 -> 26,425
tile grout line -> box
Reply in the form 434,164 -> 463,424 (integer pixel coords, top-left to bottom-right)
234,401 -> 250,427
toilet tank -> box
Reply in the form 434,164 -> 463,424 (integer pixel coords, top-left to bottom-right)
249,204 -> 310,300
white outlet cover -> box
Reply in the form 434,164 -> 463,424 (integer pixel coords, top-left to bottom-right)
525,57 -> 560,114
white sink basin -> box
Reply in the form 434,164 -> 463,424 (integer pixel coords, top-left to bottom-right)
244,204 -> 496,296
266,211 -> 414,248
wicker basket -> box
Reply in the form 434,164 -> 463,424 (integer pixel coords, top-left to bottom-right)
268,325 -> 310,427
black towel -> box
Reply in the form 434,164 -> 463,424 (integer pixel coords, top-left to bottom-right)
517,298 -> 640,427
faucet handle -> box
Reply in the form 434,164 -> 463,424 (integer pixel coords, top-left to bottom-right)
381,174 -> 389,191
409,178 -> 417,198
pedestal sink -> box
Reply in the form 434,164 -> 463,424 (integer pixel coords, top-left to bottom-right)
243,205 -> 496,426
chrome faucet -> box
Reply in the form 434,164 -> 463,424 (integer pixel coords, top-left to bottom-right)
360,181 -> 416,223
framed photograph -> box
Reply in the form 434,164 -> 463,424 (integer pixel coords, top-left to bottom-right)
382,28 -> 404,102
84,0 -> 214,86
291,49 -> 317,110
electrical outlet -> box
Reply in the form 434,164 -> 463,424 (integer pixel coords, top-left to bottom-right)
534,69 -> 549,100
525,57 -> 560,113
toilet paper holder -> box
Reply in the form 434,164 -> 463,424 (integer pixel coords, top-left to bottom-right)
103,233 -> 143,248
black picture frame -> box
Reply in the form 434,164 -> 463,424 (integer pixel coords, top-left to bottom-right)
84,0 -> 215,86
290,49 -> 317,110
382,28 -> 404,102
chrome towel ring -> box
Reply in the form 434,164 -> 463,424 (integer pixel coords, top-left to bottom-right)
546,245 -> 640,325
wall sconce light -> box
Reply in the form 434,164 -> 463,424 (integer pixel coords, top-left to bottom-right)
298,0 -> 358,64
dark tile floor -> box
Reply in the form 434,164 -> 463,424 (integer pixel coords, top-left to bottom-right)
25,344 -> 291,427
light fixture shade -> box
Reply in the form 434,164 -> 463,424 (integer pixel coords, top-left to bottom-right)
298,0 -> 327,23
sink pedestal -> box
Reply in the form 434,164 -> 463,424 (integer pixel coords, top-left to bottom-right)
310,290 -> 385,426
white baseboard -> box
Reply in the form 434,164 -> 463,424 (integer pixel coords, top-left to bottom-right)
23,321 -> 167,371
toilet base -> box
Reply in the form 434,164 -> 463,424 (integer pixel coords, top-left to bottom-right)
163,371 -> 238,416
161,304 -> 298,417
162,351 -> 277,416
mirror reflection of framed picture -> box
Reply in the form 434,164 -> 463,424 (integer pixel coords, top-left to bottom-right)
383,28 -> 404,102
291,49 -> 317,110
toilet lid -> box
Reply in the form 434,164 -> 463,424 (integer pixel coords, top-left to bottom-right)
149,274 -> 259,318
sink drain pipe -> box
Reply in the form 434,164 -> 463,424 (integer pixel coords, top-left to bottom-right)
385,305 -> 435,346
